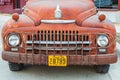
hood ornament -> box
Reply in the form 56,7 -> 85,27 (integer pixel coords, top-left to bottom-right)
54,4 -> 62,19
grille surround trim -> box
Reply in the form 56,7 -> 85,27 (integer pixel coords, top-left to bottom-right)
24,30 -> 93,55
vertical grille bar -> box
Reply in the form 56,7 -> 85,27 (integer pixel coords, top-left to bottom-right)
46,31 -> 48,55
54,31 -> 55,55
88,33 -> 92,64
32,34 -> 34,64
18,32 -> 22,64
39,31 -> 41,65
64,31 -> 66,41
57,31 -> 59,41
42,31 -> 45,41
67,31 -> 69,65
75,31 -> 77,55
67,31 -> 69,55
81,34 -> 84,64
60,31 -> 62,55
25,32 -> 27,64
95,34 -> 98,63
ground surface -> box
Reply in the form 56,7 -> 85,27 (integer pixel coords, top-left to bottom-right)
117,33 -> 120,44
0,14 -> 120,80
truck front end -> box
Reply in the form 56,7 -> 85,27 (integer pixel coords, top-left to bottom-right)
2,0 -> 117,73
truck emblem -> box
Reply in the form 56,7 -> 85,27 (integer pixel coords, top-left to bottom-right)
54,4 -> 62,19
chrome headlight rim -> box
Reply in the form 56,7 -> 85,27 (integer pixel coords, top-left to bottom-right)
97,34 -> 109,47
7,33 -> 20,47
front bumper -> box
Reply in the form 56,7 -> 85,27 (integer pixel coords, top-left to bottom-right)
2,51 -> 117,65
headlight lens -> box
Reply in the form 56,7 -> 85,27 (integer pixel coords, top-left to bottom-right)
97,35 -> 108,47
8,34 -> 20,47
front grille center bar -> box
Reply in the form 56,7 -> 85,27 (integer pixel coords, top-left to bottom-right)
26,41 -> 91,45
26,47 -> 92,51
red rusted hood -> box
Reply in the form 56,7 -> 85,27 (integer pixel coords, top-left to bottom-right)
24,0 -> 96,22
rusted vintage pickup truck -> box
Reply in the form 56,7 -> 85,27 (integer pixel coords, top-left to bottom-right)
2,0 -> 117,73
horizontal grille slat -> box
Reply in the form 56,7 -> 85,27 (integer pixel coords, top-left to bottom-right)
26,47 -> 92,51
26,41 -> 91,45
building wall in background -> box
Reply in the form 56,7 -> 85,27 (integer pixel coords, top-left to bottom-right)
0,0 -> 120,14
0,0 -> 26,14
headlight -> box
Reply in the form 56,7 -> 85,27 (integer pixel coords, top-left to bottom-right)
8,34 -> 20,47
97,35 -> 108,47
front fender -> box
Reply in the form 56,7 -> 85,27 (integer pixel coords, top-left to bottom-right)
2,14 -> 35,36
81,15 -> 116,35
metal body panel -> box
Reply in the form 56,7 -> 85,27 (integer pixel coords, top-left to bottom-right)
2,51 -> 117,65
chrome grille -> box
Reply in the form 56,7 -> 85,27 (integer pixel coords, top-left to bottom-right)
25,30 -> 92,55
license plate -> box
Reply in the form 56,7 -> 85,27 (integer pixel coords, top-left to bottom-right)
48,55 -> 67,66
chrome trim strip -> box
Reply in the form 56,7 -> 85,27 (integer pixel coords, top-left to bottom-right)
41,20 -> 76,24
26,47 -> 92,51
26,41 -> 91,45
